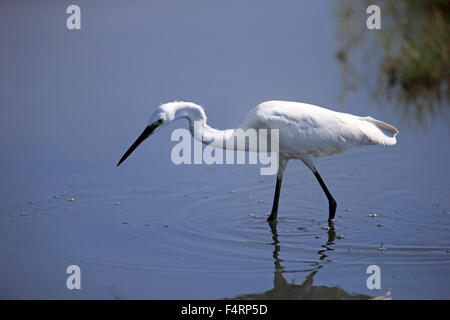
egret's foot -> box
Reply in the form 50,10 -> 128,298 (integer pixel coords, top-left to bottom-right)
326,222 -> 336,242
328,199 -> 337,221
267,212 -> 277,222
327,220 -> 336,230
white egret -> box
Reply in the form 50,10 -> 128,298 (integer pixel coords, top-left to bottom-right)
117,100 -> 398,222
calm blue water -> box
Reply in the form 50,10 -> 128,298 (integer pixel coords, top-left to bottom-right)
1,0 -> 449,299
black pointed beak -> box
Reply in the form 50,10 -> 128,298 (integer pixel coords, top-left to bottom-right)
116,121 -> 160,167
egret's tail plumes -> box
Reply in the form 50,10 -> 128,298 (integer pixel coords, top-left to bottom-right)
359,116 -> 399,146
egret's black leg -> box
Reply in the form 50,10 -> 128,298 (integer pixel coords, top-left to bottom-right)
267,177 -> 283,222
267,158 -> 288,222
313,170 -> 337,222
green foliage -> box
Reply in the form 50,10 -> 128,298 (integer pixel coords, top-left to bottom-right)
335,0 -> 449,125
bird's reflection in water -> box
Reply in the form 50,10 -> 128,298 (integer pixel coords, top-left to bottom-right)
231,221 -> 371,300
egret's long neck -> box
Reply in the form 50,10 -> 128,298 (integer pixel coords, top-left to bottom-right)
193,122 -> 237,149
175,103 -> 236,150
171,102 -> 277,156
189,116 -> 236,150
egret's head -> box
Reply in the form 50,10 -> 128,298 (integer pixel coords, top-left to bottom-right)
116,101 -> 203,167
116,108 -> 168,167
148,103 -> 174,124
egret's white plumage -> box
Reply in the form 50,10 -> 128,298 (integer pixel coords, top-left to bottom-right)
117,100 -> 398,222
241,100 -> 398,159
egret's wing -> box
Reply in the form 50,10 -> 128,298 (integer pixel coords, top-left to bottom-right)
333,113 -> 398,147
244,101 -> 398,158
